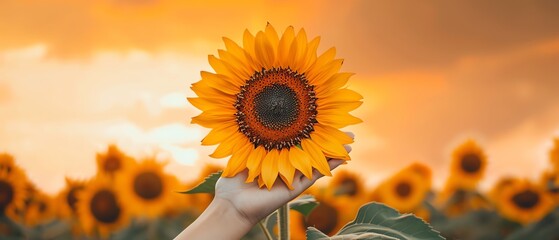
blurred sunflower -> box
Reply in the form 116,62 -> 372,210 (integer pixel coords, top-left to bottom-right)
0,153 -> 15,175
403,162 -> 432,187
56,177 -> 87,219
290,189 -> 349,238
328,169 -> 366,198
437,180 -> 491,217
373,169 -> 430,213
23,191 -> 56,226
489,176 -> 519,204
77,177 -> 129,237
118,159 -> 177,218
550,138 -> 559,172
96,145 -> 135,178
539,170 -> 559,203
188,24 -> 362,190
497,179 -> 554,225
0,171 -> 26,220
449,140 -> 487,190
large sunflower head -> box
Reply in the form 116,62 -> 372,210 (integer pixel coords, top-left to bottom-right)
496,179 -> 554,225
96,145 -> 135,177
449,139 -> 487,190
0,170 -> 27,219
373,168 -> 430,213
188,24 -> 362,190
56,177 -> 87,219
117,158 -> 177,218
77,177 -> 129,237
328,169 -> 366,198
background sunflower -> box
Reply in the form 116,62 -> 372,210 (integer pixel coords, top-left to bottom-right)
496,179 -> 554,225
372,167 -> 430,213
0,170 -> 27,221
96,145 -> 135,178
448,140 -> 487,191
189,24 -> 362,190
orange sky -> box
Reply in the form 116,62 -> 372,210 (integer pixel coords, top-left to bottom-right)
1,0 -> 559,194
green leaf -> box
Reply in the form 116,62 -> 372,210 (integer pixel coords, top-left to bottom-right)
178,171 -> 222,194
505,207 -> 559,240
306,227 -> 330,239
307,202 -> 444,240
290,195 -> 319,216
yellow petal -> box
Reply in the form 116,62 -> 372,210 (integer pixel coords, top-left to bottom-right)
301,139 -> 331,176
318,101 -> 363,112
201,122 -> 238,146
309,59 -> 344,86
261,149 -> 280,190
210,133 -> 245,158
288,28 -> 308,71
265,23 -> 279,54
222,37 -> 258,73
278,149 -> 295,189
217,50 -> 252,80
317,89 -> 363,106
306,47 -> 336,79
288,146 -> 313,180
222,143 -> 252,177
200,71 -> 241,95
191,81 -> 235,99
315,73 -> 354,98
191,110 -> 236,128
255,31 -> 275,69
314,124 -> 354,145
208,55 -> 248,81
246,146 -> 266,183
187,97 -> 235,112
310,131 -> 350,160
300,36 -> 320,73
316,111 -> 362,129
277,26 -> 295,67
257,175 -> 265,188
243,29 -> 257,63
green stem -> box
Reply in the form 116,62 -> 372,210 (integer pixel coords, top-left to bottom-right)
278,204 -> 290,240
258,220 -> 274,240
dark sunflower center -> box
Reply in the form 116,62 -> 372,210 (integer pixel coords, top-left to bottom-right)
90,189 -> 121,224
460,153 -> 481,173
0,180 -> 14,211
133,172 -> 163,200
304,201 -> 339,235
339,178 -> 358,196
103,155 -> 121,172
511,190 -> 540,209
254,84 -> 299,130
67,186 -> 84,212
38,201 -> 47,213
235,67 -> 317,150
395,181 -> 412,198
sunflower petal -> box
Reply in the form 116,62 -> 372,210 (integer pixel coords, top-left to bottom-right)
288,28 -> 308,72
187,97 -> 234,112
200,71 -> 241,95
307,47 -> 336,81
246,146 -> 266,183
208,55 -> 249,81
310,59 -> 344,86
317,111 -> 363,129
191,81 -> 235,99
314,124 -> 354,145
210,133 -> 244,158
317,89 -> 363,106
222,37 -> 258,73
243,29 -> 257,62
288,146 -> 313,180
255,32 -> 275,69
222,143 -> 251,177
318,101 -> 363,112
301,139 -> 331,176
278,149 -> 295,189
191,110 -> 236,128
300,36 -> 320,73
316,73 -> 354,98
217,50 -> 252,80
311,131 -> 350,160
261,149 -> 280,190
201,122 -> 238,146
264,23 -> 280,54
277,26 -> 295,67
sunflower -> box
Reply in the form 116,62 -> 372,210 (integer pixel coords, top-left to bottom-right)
77,177 -> 129,237
0,153 -> 15,175
96,145 -> 135,178
550,138 -> 559,172
23,191 -> 56,226
328,169 -> 366,198
496,179 -> 554,225
372,168 -> 430,213
188,24 -> 362,190
117,158 -> 177,218
0,170 -> 26,221
290,188 -> 351,239
539,170 -> 559,204
448,140 -> 487,190
402,162 -> 433,187
56,177 -> 87,219
488,176 -> 519,204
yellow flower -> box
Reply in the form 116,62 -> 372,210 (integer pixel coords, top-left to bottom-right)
188,24 -> 362,190
489,176 -> 520,204
496,179 -> 554,225
77,177 -> 129,237
449,140 -> 487,190
550,138 -> 559,172
0,170 -> 27,221
328,169 -> 366,198
373,166 -> 430,213
96,145 -> 135,177
402,162 -> 433,187
290,189 -> 350,238
118,159 -> 178,218
56,177 -> 87,219
23,191 -> 56,226
539,170 -> 559,204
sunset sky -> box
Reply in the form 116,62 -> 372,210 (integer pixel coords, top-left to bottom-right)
1,0 -> 559,194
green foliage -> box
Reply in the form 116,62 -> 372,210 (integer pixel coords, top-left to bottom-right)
506,207 -> 559,240
178,171 -> 222,194
307,202 -> 444,240
264,195 -> 320,240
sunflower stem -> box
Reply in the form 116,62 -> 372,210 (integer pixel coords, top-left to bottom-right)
278,204 -> 290,240
258,220 -> 274,240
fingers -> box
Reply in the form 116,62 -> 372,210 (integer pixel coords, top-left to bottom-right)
345,131 -> 355,140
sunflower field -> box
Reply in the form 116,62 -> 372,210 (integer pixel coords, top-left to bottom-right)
1,138 -> 559,239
